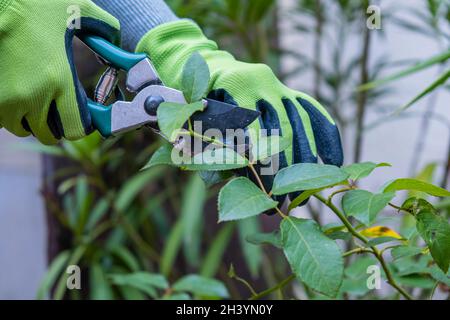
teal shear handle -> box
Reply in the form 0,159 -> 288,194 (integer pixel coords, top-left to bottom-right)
79,35 -> 147,71
78,35 -> 150,137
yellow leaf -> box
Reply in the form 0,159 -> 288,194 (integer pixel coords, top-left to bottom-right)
360,226 -> 403,239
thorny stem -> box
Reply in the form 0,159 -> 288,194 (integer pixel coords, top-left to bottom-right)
250,274 -> 296,300
314,194 -> 413,300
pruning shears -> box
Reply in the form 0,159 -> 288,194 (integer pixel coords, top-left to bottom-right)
79,35 -> 260,142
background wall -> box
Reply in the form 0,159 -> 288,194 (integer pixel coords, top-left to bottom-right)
0,0 -> 448,299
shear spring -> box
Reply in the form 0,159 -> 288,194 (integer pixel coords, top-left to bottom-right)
94,67 -> 119,105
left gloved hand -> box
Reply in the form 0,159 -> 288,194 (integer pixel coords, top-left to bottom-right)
136,20 -> 343,203
0,0 -> 120,144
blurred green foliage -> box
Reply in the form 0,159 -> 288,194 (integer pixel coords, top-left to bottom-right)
34,0 -> 450,300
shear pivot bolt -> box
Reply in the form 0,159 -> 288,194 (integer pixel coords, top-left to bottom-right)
144,95 -> 165,116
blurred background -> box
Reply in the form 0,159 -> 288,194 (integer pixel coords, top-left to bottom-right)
0,0 -> 449,299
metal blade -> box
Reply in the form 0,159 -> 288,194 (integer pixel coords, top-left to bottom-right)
190,98 -> 260,133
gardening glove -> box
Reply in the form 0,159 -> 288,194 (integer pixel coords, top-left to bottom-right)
0,0 -> 120,144
136,20 -> 343,202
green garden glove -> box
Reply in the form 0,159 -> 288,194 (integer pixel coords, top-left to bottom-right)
136,20 -> 343,201
0,0 -> 120,144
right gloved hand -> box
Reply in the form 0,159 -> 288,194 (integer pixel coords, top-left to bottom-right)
0,0 -> 120,144
136,20 -> 343,207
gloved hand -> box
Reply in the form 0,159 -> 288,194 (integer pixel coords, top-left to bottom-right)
136,20 -> 343,203
0,0 -> 120,144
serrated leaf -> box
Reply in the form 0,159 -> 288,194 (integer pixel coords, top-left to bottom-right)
157,101 -> 205,142
246,231 -> 282,248
360,226 -> 403,239
429,265 -> 450,286
181,52 -> 210,103
141,144 -> 174,170
391,246 -> 423,260
281,217 -> 344,297
198,170 -> 233,187
342,190 -> 395,225
143,144 -> 249,171
383,178 -> 450,197
342,162 -> 391,181
218,177 -> 278,222
172,275 -> 229,298
272,163 -> 349,195
416,210 -> 450,273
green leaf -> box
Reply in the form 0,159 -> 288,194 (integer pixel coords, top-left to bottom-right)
342,190 -> 395,225
198,170 -> 233,187
157,101 -> 205,142
182,174 -> 207,268
141,144 -> 174,170
90,264 -> 114,300
110,246 -> 140,272
289,188 -> 325,211
395,69 -> 450,113
109,272 -> 169,298
358,49 -> 450,91
250,135 -> 290,162
36,251 -> 70,299
237,217 -> 262,277
115,168 -> 162,212
173,275 -> 229,298
394,275 -> 436,289
383,178 -> 450,197
162,293 -> 192,300
272,163 -> 349,195
429,265 -> 450,286
181,52 -> 210,103
364,236 -> 402,247
281,217 -> 344,297
246,231 -> 282,248
391,246 -> 423,260
409,163 -> 438,199
143,144 -> 249,171
15,142 -> 66,157
416,210 -> 450,273
342,162 -> 391,181
183,148 -> 249,171
200,223 -> 235,278
341,256 -> 378,296
160,220 -> 183,277
85,197 -> 109,232
218,177 -> 278,222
